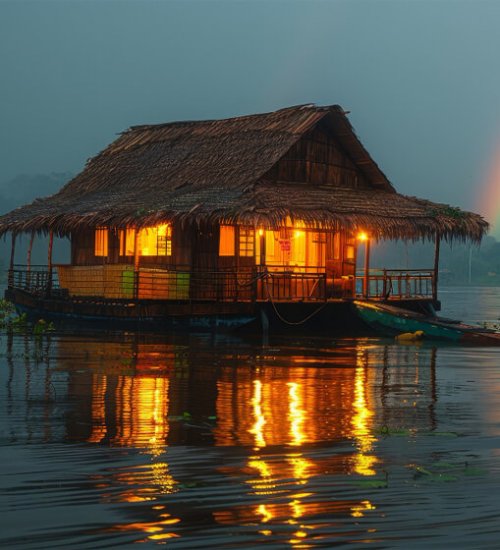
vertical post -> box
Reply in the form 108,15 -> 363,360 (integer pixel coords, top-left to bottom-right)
26,231 -> 35,289
258,230 -> 266,301
259,230 -> 266,267
468,245 -> 472,285
133,229 -> 140,299
8,233 -> 16,288
363,238 -> 371,299
47,231 -> 54,295
433,234 -> 440,302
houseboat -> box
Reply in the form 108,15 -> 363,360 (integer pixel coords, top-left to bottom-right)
0,104 -> 488,332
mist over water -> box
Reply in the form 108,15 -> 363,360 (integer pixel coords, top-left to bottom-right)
1,288 -> 500,547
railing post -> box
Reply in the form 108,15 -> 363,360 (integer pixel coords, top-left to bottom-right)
47,231 -> 54,296
363,238 -> 371,299
26,231 -> 35,290
433,235 -> 440,302
8,233 -> 16,289
251,267 -> 258,303
133,229 -> 140,300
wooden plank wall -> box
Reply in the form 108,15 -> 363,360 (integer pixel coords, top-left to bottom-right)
263,123 -> 371,188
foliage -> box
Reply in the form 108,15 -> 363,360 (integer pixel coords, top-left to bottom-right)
428,205 -> 467,220
0,299 -> 54,335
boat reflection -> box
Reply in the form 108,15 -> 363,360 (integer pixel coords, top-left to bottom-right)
6,333 -> 438,543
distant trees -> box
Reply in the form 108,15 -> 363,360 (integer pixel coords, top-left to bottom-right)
371,235 -> 500,286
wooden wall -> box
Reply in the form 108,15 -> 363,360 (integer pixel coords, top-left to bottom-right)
262,122 -> 370,188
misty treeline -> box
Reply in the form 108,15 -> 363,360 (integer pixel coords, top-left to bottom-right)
0,173 -> 499,286
372,236 -> 500,286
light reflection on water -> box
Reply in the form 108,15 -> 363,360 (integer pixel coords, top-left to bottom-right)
1,289 -> 500,547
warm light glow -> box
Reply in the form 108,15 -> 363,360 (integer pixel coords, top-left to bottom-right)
258,227 -> 326,272
288,383 -> 306,447
258,228 -> 264,236
119,225 -> 171,256
219,225 -> 235,256
351,500 -> 376,518
351,353 -> 378,476
239,227 -> 255,257
257,504 -> 274,523
248,380 -> 266,449
357,231 -> 369,241
94,227 -> 109,257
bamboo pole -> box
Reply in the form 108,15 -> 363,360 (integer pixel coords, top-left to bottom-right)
259,231 -> 266,267
47,231 -> 54,295
363,238 -> 371,299
133,229 -> 140,299
433,235 -> 440,302
26,231 -> 35,289
8,233 -> 16,288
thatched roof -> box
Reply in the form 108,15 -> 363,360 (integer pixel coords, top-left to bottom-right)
0,104 -> 488,241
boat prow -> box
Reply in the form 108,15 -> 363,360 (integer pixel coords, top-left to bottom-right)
354,300 -> 500,345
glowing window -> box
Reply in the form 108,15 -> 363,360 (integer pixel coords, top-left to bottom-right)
119,228 -> 136,256
95,227 -> 108,257
119,224 -> 172,256
333,233 -> 341,260
239,227 -> 255,257
345,236 -> 356,261
219,225 -> 235,256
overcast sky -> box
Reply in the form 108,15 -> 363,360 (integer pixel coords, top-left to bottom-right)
1,0 -> 500,237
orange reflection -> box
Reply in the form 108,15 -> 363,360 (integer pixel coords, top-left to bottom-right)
112,376 -> 169,453
57,337 -> 439,546
288,382 -> 306,447
351,350 -> 378,476
84,368 -> 180,539
212,344 -> 385,541
88,374 -> 107,443
248,380 -> 266,449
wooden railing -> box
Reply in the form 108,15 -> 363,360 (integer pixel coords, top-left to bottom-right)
355,269 -> 436,300
7,265 -> 436,303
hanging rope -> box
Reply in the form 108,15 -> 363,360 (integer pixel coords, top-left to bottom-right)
263,277 -> 328,326
235,270 -> 268,287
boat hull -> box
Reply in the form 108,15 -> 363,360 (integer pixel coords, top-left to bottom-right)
5,288 -> 257,331
354,300 -> 500,345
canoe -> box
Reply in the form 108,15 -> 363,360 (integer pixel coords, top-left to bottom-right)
354,300 -> 500,345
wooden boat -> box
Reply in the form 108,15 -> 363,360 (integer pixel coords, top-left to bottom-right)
354,300 -> 500,345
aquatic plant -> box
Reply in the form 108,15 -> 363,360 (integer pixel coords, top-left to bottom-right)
0,299 -> 54,335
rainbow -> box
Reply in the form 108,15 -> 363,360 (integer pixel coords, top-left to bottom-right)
476,141 -> 500,240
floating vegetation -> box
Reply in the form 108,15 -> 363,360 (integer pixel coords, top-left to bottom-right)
350,475 -> 389,489
376,425 -> 459,438
408,460 -> 487,483
0,299 -> 54,336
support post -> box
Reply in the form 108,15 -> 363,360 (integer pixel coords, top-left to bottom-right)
47,231 -> 54,295
133,229 -> 140,299
433,234 -> 440,302
8,233 -> 16,288
363,238 -> 371,299
26,231 -> 35,289
259,231 -> 266,267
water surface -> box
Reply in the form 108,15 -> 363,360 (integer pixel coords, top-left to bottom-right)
1,288 -> 500,548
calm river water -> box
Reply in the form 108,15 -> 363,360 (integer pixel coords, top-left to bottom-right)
1,288 -> 500,548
